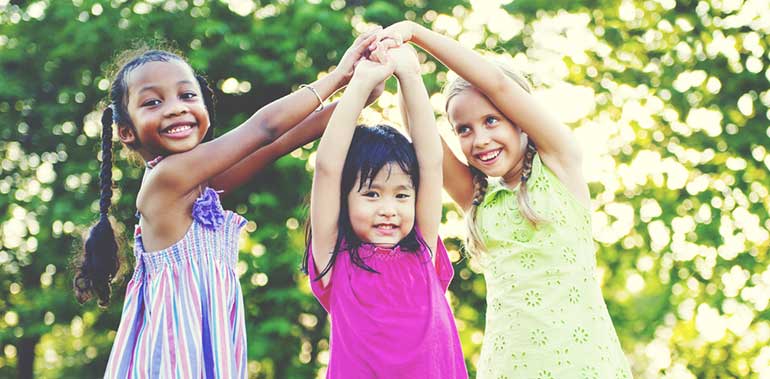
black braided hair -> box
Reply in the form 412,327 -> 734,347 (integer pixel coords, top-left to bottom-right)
196,74 -> 216,142
73,47 -> 217,306
109,50 -> 217,147
73,106 -> 120,307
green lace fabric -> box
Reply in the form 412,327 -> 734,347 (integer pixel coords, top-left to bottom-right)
475,154 -> 633,379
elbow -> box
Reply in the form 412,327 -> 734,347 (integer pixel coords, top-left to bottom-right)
255,120 -> 280,146
313,157 -> 337,178
421,148 -> 444,170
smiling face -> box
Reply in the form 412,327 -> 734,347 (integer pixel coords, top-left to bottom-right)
118,59 -> 210,160
347,164 -> 416,247
447,87 -> 525,183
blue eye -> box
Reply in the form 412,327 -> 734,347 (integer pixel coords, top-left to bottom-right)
485,116 -> 499,125
456,125 -> 470,135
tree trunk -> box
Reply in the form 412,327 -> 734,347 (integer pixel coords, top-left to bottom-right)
16,335 -> 39,379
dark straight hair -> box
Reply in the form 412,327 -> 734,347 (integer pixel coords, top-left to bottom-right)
302,124 -> 430,279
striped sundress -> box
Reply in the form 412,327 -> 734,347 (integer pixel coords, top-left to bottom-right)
104,185 -> 248,378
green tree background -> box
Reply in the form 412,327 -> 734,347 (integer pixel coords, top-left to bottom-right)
1,0 -> 769,378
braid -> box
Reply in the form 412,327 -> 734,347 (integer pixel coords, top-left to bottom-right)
517,137 -> 544,226
465,166 -> 488,256
196,75 -> 217,142
471,166 -> 488,206
98,106 -> 115,216
73,106 -> 120,307
521,139 -> 537,182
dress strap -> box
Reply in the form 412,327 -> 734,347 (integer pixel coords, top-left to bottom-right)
145,155 -> 165,169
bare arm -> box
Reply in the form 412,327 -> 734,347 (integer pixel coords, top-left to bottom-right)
311,58 -> 395,286
397,82 -> 475,211
210,82 -> 384,195
390,46 -> 442,254
382,22 -> 588,204
147,30 -> 381,198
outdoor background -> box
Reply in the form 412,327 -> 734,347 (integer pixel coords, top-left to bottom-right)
1,0 -> 769,378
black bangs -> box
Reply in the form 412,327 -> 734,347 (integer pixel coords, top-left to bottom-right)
343,124 -> 419,195
302,124 -> 432,280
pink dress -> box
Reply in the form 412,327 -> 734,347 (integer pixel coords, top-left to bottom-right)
308,235 -> 468,378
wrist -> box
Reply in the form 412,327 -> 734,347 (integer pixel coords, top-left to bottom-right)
395,69 -> 421,82
347,78 -> 378,94
326,69 -> 348,89
409,22 -> 426,44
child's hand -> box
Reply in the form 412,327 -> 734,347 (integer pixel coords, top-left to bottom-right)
351,56 -> 395,90
386,44 -> 420,78
374,21 -> 415,48
333,26 -> 382,87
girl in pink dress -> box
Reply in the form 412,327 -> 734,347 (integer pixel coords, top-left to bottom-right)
304,44 -> 467,378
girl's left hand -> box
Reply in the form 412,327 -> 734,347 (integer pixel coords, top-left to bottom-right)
386,44 -> 420,78
374,21 -> 415,47
333,26 -> 382,86
351,56 -> 396,89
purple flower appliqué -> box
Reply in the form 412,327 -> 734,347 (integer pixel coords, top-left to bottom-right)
192,187 -> 225,230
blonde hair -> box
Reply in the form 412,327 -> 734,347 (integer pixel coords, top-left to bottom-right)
444,65 -> 545,256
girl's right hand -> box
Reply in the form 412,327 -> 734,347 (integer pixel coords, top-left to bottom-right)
351,56 -> 396,90
333,26 -> 382,87
387,44 -> 420,78
375,21 -> 416,47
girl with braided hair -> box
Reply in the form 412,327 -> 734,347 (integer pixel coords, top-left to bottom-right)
73,31 -> 382,378
376,22 -> 632,379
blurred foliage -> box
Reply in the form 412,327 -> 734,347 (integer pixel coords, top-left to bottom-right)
1,0 -> 769,378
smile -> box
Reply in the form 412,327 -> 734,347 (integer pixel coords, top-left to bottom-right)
476,148 -> 502,163
162,123 -> 195,135
374,223 -> 399,235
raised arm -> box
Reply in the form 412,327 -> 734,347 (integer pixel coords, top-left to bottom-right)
149,28 -> 382,197
210,82 -> 384,195
389,45 -> 442,254
396,75 -> 475,211
380,21 -> 587,202
310,57 -> 395,285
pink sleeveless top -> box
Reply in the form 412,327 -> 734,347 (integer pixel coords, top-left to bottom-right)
308,234 -> 468,378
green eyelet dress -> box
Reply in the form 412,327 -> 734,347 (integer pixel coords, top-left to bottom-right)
475,154 -> 632,379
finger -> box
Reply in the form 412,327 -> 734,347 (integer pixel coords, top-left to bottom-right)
370,30 -> 392,50
379,38 -> 400,50
356,34 -> 378,53
373,42 -> 387,63
367,47 -> 382,63
354,25 -> 382,44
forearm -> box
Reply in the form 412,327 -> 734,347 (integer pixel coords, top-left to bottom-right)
397,72 -> 442,168
210,101 -> 339,194
246,71 -> 345,140
410,23 -> 507,96
315,82 -> 371,172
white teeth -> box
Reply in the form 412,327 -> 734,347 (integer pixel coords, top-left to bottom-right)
165,125 -> 192,134
478,149 -> 501,162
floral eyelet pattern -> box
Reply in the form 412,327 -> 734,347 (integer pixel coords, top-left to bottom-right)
475,154 -> 631,378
